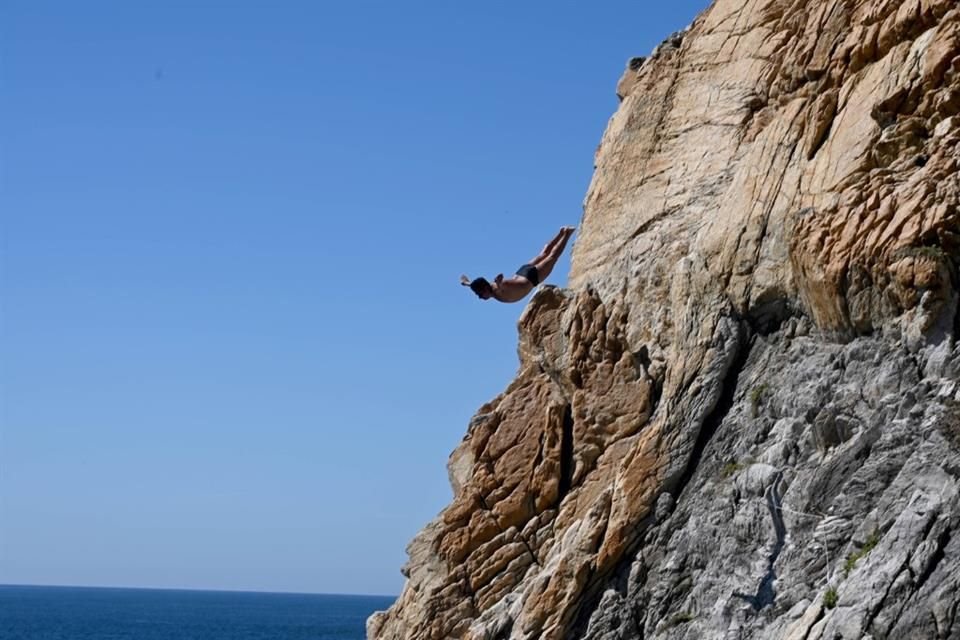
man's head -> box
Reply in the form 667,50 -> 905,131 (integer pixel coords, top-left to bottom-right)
461,275 -> 493,300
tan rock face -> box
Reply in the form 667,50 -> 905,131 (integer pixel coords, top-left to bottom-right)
369,1 -> 960,638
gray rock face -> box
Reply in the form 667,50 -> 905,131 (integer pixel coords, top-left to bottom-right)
578,328 -> 960,640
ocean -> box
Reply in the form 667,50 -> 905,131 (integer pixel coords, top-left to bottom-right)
0,585 -> 395,640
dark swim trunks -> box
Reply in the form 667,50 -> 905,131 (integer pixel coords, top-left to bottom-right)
516,264 -> 540,286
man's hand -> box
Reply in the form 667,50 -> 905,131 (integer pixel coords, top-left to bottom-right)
495,273 -> 504,285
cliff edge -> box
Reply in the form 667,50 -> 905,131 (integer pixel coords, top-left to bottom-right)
370,0 -> 960,638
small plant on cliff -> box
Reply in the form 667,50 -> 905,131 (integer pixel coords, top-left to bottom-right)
843,530 -> 881,577
665,612 -> 695,628
823,587 -> 838,609
721,461 -> 744,478
893,245 -> 947,261
749,383 -> 770,414
918,246 -> 945,259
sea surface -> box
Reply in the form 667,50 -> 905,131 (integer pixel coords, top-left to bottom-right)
0,585 -> 395,640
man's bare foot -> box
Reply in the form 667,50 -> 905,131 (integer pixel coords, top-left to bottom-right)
563,225 -> 576,233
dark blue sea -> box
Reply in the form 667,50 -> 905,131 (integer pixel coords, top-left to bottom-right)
0,585 -> 395,640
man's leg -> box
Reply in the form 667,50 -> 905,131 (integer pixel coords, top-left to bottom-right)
538,228 -> 569,259
531,227 -> 574,282
531,227 -> 573,265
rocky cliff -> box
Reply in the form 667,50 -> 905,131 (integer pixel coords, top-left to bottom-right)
368,0 -> 960,638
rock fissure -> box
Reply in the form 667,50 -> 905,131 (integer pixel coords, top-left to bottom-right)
558,405 -> 575,503
674,322 -> 749,504
914,527 -> 950,591
735,470 -> 787,611
863,562 -> 909,635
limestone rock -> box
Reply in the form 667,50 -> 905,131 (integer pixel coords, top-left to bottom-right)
370,1 -> 960,638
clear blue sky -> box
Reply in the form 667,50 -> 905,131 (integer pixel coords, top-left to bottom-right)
1,1 -> 706,596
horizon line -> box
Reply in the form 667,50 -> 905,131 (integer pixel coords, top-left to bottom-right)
0,582 -> 398,600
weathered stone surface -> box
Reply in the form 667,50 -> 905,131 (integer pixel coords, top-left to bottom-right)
369,1 -> 960,638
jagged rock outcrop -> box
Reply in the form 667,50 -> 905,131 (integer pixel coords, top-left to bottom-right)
369,0 -> 960,638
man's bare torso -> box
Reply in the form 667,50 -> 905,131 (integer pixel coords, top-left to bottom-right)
492,274 -> 535,303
